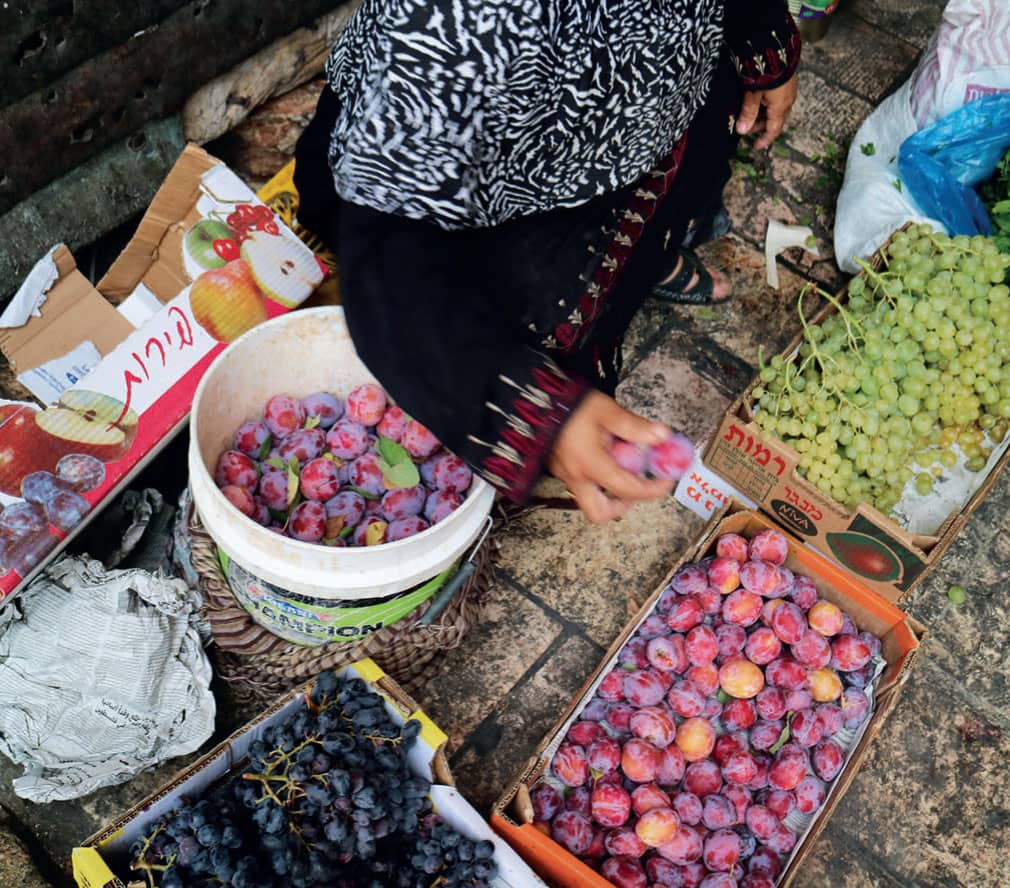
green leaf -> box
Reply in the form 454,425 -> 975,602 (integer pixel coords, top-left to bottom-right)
267,507 -> 287,524
769,719 -> 792,754
377,457 -> 421,489
347,485 -> 382,500
716,689 -> 731,705
892,179 -> 903,192
773,144 -> 790,158
287,465 -> 300,508
288,457 -> 300,475
991,200 -> 1010,214
860,142 -> 876,156
257,434 -> 273,461
304,415 -> 321,430
805,234 -> 817,249
339,524 -> 355,539
265,457 -> 286,470
376,435 -> 411,467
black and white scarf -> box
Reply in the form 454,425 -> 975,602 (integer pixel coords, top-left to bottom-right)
325,0 -> 724,230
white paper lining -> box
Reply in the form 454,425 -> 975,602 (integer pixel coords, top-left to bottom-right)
891,431 -> 1010,536
0,245 -> 61,328
16,340 -> 102,403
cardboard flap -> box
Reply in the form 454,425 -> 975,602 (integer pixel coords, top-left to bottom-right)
98,143 -> 219,303
0,246 -> 134,373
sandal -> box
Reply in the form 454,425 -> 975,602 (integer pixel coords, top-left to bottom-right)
652,248 -> 732,305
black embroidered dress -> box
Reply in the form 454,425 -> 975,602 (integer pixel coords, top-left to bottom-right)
294,0 -> 800,502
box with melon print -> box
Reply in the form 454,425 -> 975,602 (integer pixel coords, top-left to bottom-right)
490,503 -> 923,887
0,144 -> 326,602
702,224 -> 1010,604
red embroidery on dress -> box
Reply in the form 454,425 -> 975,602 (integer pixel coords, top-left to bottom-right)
737,21 -> 801,90
548,136 -> 689,355
477,362 -> 588,501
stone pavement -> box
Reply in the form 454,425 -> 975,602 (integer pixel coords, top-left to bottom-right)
4,0 -> 1010,885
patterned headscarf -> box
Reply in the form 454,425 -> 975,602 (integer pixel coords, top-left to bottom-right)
325,0 -> 724,229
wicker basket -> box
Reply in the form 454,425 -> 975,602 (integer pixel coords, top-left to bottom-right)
185,500 -> 496,703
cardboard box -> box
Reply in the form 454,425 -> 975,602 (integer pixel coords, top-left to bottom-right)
701,239 -> 1010,602
72,658 -> 546,888
0,144 -> 325,604
490,504 -> 923,888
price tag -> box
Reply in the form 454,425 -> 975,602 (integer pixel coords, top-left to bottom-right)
675,450 -> 756,519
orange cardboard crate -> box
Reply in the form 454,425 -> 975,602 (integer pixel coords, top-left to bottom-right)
490,503 -> 923,887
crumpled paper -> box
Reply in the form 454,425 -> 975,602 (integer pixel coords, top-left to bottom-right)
0,556 -> 214,802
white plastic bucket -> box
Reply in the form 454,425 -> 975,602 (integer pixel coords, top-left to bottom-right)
188,307 -> 495,645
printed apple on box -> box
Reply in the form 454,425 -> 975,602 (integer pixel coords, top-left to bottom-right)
0,145 -> 323,602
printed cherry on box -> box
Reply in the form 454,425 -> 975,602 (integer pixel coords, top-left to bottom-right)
490,503 -> 923,887
0,144 -> 323,602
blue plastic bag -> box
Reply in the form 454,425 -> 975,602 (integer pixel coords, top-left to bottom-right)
898,93 -> 1010,236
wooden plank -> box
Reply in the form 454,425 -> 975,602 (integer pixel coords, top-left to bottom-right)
0,116 -> 186,305
182,2 -> 360,145
0,0 -> 350,215
0,0 -> 187,109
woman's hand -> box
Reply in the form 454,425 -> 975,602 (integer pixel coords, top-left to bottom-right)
547,391 -> 674,523
736,71 -> 799,149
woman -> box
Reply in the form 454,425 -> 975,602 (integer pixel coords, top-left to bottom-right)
294,1 -> 800,523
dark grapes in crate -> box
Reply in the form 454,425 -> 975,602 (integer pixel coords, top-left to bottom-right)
130,670 -> 499,887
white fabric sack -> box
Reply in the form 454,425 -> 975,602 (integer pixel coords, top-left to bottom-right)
834,0 -> 1010,272
0,557 -> 214,802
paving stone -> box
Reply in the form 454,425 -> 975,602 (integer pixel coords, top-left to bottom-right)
617,326 -> 751,411
784,70 -> 875,162
722,165 -> 803,249
622,296 -> 676,376
0,748 -> 206,881
847,0 -> 949,51
495,497 -> 706,648
660,234 -> 820,369
791,827 -> 906,888
447,632 -> 602,816
720,148 -> 839,269
0,809 -> 53,888
902,465 -> 1010,728
802,255 -> 849,294
827,665 -> 1010,887
414,575 -> 564,754
802,10 -> 920,105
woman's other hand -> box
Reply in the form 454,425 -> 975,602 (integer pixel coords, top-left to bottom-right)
736,71 -> 799,149
547,391 -> 674,523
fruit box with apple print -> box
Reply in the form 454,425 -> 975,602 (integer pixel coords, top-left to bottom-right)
0,144 -> 325,603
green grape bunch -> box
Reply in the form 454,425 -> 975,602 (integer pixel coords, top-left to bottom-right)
750,224 -> 1010,519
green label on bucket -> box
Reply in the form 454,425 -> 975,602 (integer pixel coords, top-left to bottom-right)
219,551 -> 453,647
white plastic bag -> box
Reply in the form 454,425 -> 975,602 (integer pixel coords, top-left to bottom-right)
834,0 -> 1010,272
